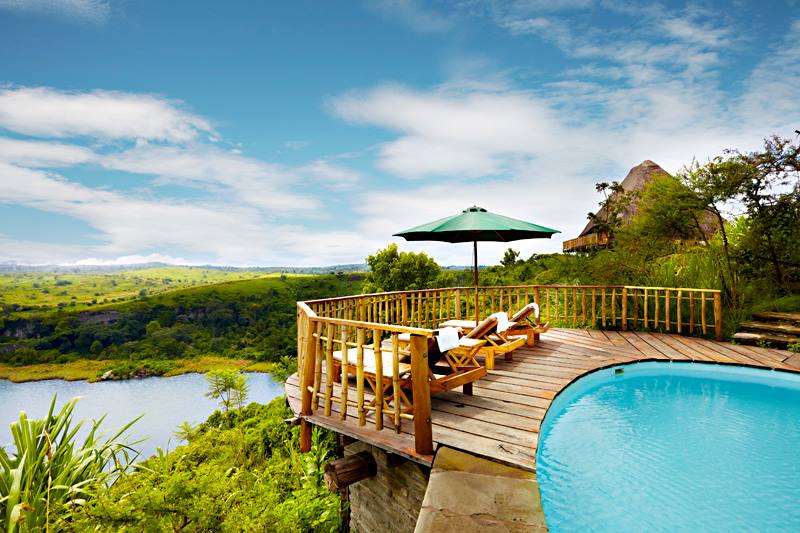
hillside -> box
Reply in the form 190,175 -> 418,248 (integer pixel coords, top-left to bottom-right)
0,273 -> 362,375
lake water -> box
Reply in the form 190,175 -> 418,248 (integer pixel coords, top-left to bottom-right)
0,373 -> 283,460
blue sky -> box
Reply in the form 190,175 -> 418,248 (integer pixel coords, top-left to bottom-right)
0,0 -> 797,267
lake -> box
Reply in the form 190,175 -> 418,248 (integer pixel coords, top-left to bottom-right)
0,373 -> 283,460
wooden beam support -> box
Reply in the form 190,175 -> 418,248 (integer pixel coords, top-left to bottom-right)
324,451 -> 377,492
299,314 -> 318,453
410,334 -> 434,455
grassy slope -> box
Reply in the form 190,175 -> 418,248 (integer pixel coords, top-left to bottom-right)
1,271 -> 361,381
0,266 -> 287,317
0,356 -> 273,383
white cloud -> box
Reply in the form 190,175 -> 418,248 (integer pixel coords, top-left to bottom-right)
364,0 -> 454,33
67,254 -> 195,267
0,136 -> 95,167
662,16 -> 733,48
331,84 -> 566,178
0,0 -> 110,23
738,19 -> 800,133
0,87 -> 213,142
101,144 -> 316,212
300,160 -> 362,190
284,140 -> 310,150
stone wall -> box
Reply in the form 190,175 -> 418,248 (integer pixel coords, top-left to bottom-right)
344,442 -> 430,533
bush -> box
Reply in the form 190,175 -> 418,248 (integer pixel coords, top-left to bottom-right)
69,398 -> 342,532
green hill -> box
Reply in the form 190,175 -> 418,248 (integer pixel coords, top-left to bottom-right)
0,273 -> 362,374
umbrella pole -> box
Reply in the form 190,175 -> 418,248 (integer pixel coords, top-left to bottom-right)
474,240 -> 479,325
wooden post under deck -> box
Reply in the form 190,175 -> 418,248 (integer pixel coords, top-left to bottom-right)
410,334 -> 433,455
299,313 -> 317,453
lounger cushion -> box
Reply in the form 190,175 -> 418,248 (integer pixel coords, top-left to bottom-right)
333,348 -> 412,376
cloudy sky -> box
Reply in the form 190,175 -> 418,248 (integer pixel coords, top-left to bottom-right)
0,0 -> 797,267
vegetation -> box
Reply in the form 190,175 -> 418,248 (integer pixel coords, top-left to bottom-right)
1,274 -> 361,378
0,396 -> 139,532
0,266 -> 275,318
205,368 -> 250,412
66,398 -> 342,532
0,356 -> 273,383
362,243 -> 455,292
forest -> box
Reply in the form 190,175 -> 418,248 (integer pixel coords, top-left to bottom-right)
0,274 -> 362,378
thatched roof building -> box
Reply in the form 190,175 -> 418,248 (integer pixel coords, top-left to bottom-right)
563,160 -> 718,252
577,160 -> 667,238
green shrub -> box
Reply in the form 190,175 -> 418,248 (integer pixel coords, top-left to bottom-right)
69,398 -> 342,532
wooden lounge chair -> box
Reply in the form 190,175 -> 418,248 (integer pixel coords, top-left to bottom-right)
506,303 -> 550,346
444,314 -> 524,370
440,303 -> 550,348
331,334 -> 488,416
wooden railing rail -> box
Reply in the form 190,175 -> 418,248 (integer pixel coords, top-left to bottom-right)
303,285 -> 722,340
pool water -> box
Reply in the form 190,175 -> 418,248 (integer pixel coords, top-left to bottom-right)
536,362 -> 800,532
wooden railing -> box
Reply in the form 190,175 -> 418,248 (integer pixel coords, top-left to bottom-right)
297,284 -> 722,455
303,285 -> 722,337
297,302 -> 435,456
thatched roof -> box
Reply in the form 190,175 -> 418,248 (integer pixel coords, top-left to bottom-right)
579,160 -> 670,237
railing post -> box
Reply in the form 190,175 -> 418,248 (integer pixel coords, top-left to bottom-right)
621,287 -> 628,331
455,289 -> 461,320
714,291 -> 723,341
401,294 -> 408,326
410,334 -> 433,455
300,314 -> 317,453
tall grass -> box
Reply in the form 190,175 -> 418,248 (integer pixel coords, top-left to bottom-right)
0,396 -> 139,532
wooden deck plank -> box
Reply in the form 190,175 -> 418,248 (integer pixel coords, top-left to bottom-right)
286,327 -> 798,473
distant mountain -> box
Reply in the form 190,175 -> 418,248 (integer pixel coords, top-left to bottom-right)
0,262 -> 368,274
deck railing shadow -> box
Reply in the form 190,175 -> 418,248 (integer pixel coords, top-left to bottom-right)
296,284 -> 722,455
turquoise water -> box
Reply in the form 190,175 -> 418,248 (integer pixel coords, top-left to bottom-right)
537,362 -> 800,532
0,373 -> 282,460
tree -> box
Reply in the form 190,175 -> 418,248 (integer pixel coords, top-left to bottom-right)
683,135 -> 800,297
362,244 -> 442,293
145,319 -> 161,336
587,181 -> 637,236
682,158 -> 742,302
205,369 -> 250,412
90,339 -> 103,355
501,248 -> 521,268
725,135 -> 800,291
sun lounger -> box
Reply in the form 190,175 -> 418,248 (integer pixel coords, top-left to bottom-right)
441,314 -> 525,370
332,332 -> 488,418
440,302 -> 550,348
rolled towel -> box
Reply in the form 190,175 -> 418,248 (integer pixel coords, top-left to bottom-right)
436,327 -> 461,352
531,302 -> 540,319
491,311 -> 510,333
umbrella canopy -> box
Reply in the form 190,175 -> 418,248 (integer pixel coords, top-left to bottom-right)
394,206 -> 559,243
394,206 -> 560,323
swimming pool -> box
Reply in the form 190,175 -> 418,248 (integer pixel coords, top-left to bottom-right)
536,362 -> 800,532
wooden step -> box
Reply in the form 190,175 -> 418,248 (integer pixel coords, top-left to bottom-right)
733,331 -> 799,349
740,321 -> 800,336
751,311 -> 800,325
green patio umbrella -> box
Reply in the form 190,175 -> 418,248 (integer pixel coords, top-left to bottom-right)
394,206 -> 560,323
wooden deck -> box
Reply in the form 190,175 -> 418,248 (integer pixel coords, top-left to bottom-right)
285,328 -> 800,472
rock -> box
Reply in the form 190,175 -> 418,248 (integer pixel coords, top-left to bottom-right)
100,370 -> 114,381
132,368 -> 153,379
